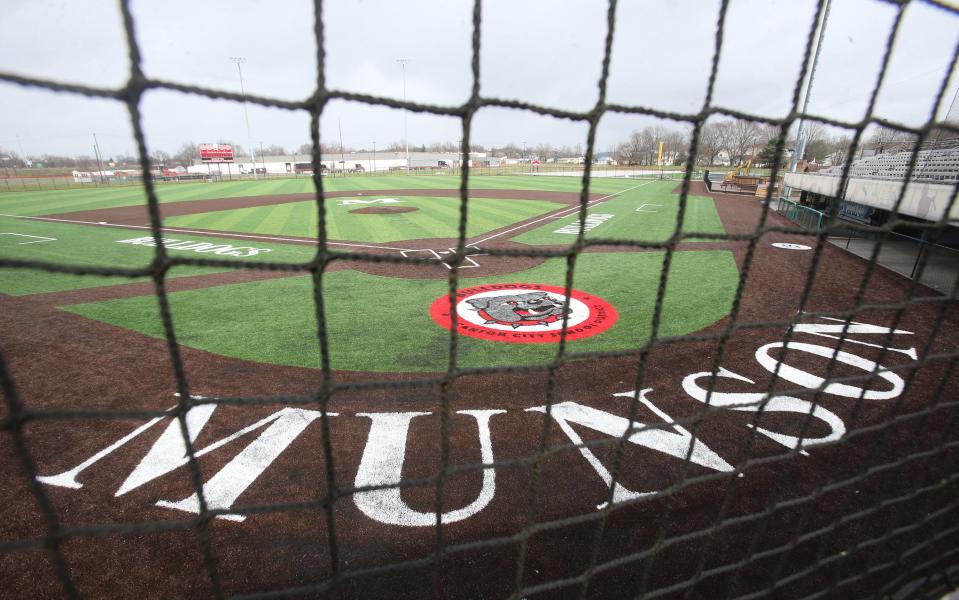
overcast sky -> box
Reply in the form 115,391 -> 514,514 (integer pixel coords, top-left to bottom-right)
1,0 -> 958,159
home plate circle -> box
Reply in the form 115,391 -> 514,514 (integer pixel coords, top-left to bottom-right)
429,283 -> 618,343
772,242 -> 812,250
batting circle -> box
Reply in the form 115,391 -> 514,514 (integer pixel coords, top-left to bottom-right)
429,283 -> 618,344
772,242 -> 812,250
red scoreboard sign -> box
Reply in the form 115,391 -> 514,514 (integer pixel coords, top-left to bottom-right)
199,144 -> 235,163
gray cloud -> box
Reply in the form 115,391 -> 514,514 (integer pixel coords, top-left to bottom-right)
1,0 -> 957,158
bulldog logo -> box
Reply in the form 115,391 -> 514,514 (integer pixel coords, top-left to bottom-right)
466,291 -> 569,328
429,283 -> 618,344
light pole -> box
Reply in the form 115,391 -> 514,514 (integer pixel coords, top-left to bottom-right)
790,0 -> 831,174
372,141 -> 377,173
522,141 -> 527,162
397,58 -> 410,175
229,56 -> 258,180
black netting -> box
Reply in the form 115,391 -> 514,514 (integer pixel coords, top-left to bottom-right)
1,0 -> 958,598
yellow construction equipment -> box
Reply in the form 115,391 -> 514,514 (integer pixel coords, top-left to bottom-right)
724,158 -> 752,181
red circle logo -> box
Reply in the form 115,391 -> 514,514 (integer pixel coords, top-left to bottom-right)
429,283 -> 618,344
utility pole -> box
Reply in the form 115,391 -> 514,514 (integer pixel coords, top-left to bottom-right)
397,58 -> 410,175
16,135 -> 27,167
92,132 -> 105,184
259,140 -> 266,175
339,119 -> 346,175
372,141 -> 377,173
229,56 -> 258,180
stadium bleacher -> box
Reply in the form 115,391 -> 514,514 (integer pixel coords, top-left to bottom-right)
817,142 -> 959,184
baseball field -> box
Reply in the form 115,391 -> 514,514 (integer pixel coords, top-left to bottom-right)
0,176 -> 735,371
1,176 -> 957,599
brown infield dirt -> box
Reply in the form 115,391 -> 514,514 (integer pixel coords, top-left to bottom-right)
1,182 -> 957,599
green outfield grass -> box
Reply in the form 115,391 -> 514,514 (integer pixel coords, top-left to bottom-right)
510,180 -> 724,245
0,175 -> 647,217
66,250 -> 738,372
163,195 -> 563,243
0,215 -> 316,296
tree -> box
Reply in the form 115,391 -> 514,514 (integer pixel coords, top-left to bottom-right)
728,119 -> 761,165
171,142 -> 199,167
663,129 -> 689,166
799,121 -> 833,163
150,150 -> 171,167
827,135 -> 853,167
0,148 -> 26,169
757,136 -> 785,167
261,144 -> 287,157
867,126 -> 912,155
614,131 -> 643,165
696,122 -> 724,166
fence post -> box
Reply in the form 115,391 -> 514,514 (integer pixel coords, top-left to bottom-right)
910,230 -> 928,280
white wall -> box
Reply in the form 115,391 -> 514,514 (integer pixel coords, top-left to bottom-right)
784,172 -> 959,223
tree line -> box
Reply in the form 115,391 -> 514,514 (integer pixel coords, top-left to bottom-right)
0,125 -> 923,172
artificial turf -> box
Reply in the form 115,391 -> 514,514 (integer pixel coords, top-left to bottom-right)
510,180 -> 725,245
66,250 -> 739,372
0,215 -> 317,295
0,175 -> 644,217
162,195 -> 564,243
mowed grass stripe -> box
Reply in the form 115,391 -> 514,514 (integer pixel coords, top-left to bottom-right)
0,215 -> 318,295
512,181 -> 724,245
0,175 -> 651,216
66,250 -> 739,372
163,196 -> 563,243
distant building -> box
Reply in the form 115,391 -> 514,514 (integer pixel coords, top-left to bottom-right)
186,151 -> 490,176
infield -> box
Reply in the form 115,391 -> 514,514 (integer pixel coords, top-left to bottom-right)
64,250 -> 739,371
161,195 -> 564,243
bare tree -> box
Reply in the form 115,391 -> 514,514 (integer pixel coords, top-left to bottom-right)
151,150 -> 171,167
696,122 -> 724,166
614,131 -> 643,165
261,144 -> 287,156
171,142 -> 200,167
828,135 -> 854,166
663,129 -> 689,165
800,121 -> 834,163
0,148 -> 26,169
867,126 -> 913,155
728,119 -> 761,165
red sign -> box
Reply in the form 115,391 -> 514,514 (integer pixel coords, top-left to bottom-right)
199,144 -> 234,163
429,283 -> 617,344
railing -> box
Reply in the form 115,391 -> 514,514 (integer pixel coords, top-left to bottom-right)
776,197 -> 825,231
831,227 -> 959,295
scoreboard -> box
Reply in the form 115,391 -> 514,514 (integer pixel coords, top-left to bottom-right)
199,144 -> 235,163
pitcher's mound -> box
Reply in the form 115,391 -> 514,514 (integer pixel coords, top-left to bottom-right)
349,206 -> 419,214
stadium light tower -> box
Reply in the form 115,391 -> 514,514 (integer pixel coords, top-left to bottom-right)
229,56 -> 258,180
397,59 -> 410,175
790,0 -> 832,174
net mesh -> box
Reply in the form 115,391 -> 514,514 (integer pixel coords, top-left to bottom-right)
1,0 -> 958,598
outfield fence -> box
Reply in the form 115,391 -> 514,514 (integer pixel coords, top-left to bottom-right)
1,1 -> 958,599
0,164 -> 695,193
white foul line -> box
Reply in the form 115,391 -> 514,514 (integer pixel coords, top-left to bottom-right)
469,180 -> 654,245
0,232 -> 57,244
0,213 -> 415,252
